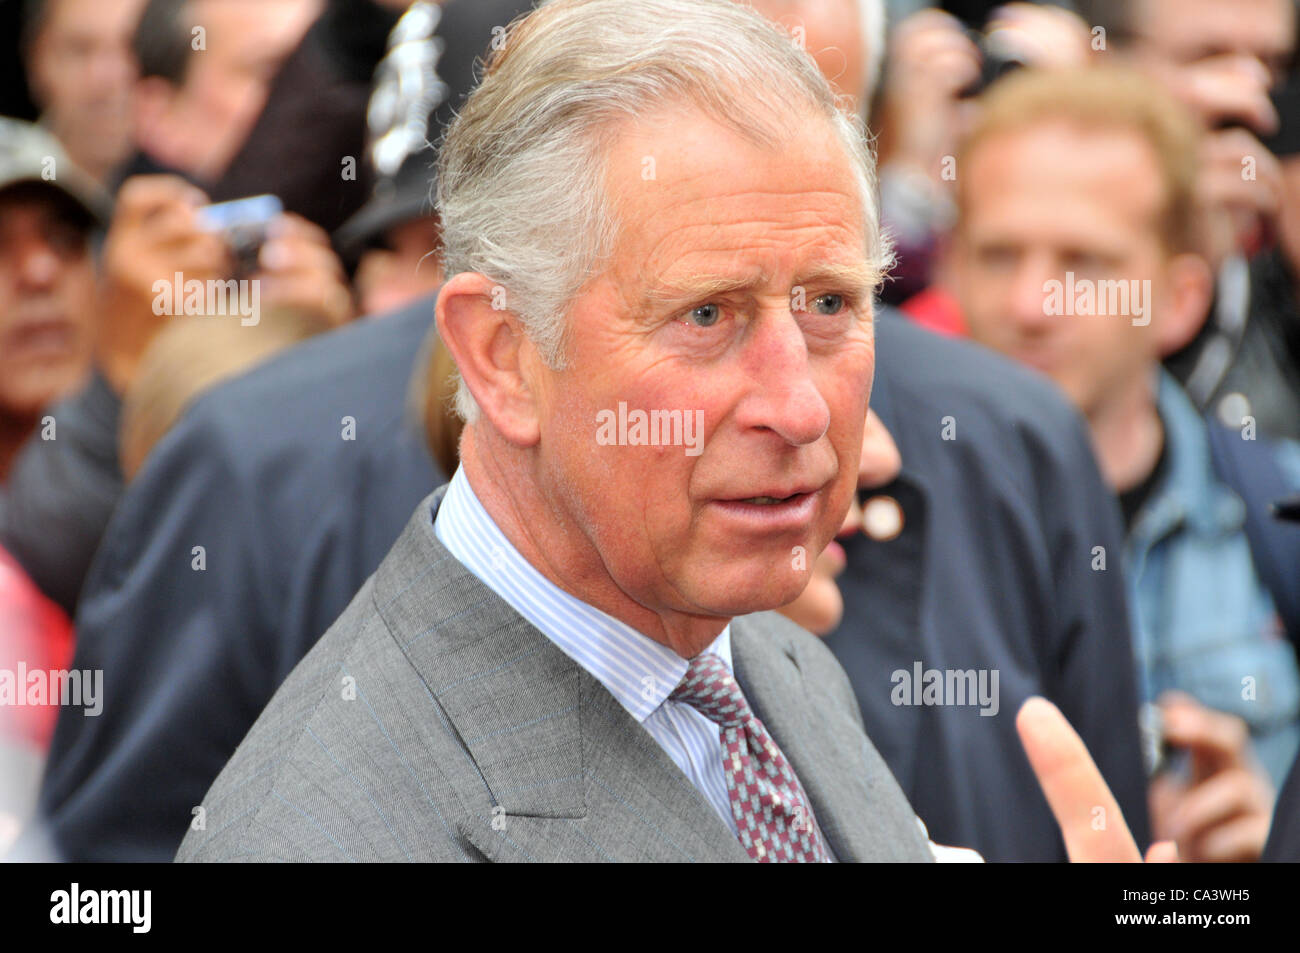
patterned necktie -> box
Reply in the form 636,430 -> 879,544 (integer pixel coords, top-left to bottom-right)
671,652 -> 829,862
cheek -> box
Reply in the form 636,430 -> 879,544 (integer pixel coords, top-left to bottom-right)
971,280 -> 1016,334
199,69 -> 255,126
549,369 -> 717,548
64,266 -> 97,317
1086,319 -> 1140,362
821,346 -> 873,425
1061,321 -> 1137,399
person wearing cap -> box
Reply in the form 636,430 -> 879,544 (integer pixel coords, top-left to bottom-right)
0,118 -> 108,480
334,0 -> 537,315
0,123 -> 353,617
27,0 -> 532,863
0,126 -> 104,851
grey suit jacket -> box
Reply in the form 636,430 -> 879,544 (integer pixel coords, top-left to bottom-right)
176,488 -> 932,862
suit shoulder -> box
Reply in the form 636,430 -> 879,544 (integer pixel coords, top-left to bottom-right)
176,576 -> 478,863
124,298 -> 440,572
174,578 -> 381,859
734,611 -> 864,726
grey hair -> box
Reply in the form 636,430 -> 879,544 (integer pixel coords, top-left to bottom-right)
438,0 -> 891,422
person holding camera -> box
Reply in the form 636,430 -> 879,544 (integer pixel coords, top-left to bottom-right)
0,170 -> 351,617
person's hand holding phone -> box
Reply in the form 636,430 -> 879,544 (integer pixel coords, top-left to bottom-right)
252,213 -> 354,331
1148,691 -> 1275,862
97,175 -> 231,394
879,9 -> 981,179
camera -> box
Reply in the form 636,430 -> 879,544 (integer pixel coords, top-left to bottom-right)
195,194 -> 284,277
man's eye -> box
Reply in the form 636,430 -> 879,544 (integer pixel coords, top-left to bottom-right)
977,246 -> 1017,269
687,303 -> 722,327
47,226 -> 86,259
812,294 -> 845,315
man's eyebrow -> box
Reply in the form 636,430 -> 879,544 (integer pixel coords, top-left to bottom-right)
794,262 -> 882,298
642,261 -> 880,307
643,272 -> 768,306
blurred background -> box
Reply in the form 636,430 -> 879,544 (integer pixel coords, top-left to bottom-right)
1,0 -> 1298,864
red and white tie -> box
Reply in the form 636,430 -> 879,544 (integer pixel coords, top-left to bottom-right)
671,653 -> 830,862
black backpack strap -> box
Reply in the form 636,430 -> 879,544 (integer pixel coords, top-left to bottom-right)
1205,421 -> 1300,653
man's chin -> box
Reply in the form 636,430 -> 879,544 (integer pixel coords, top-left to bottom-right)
679,562 -> 812,618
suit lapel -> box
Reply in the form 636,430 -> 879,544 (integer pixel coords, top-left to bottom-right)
373,488 -> 747,862
571,671 -> 752,862
730,620 -> 849,859
731,615 -> 926,862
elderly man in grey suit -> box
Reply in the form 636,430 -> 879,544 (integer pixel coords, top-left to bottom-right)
178,0 -> 1163,864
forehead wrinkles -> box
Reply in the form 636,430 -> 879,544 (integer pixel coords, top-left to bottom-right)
605,106 -> 867,229
631,226 -> 867,312
628,188 -> 867,277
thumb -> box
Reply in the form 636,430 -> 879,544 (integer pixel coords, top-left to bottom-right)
1144,840 -> 1180,863
1017,696 -> 1143,862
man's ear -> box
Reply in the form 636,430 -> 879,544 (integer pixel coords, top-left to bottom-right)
435,272 -> 542,447
1155,252 -> 1214,358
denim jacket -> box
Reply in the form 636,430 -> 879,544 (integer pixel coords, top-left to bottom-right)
1125,372 -> 1300,785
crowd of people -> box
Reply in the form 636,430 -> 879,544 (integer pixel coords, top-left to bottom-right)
1,0 -> 1298,863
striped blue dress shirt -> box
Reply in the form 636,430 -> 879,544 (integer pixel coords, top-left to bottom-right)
433,465 -> 759,838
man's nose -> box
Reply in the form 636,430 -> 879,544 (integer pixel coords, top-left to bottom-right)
737,312 -> 833,446
14,241 -> 62,291
1226,51 -> 1276,93
1008,259 -> 1056,331
88,46 -> 128,89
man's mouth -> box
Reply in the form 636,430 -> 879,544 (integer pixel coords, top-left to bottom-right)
709,488 -> 824,532
4,317 -> 78,361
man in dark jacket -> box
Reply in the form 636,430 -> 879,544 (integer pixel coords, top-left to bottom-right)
829,315 -> 1149,862
36,295 -> 440,861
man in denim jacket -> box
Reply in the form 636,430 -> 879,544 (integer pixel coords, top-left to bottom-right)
1125,373 -> 1300,787
950,67 -> 1300,861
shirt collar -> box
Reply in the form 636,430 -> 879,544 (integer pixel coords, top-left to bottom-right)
1130,372 -> 1246,544
432,466 -> 732,723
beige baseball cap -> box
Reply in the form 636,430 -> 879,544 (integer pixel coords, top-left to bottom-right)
0,117 -> 112,226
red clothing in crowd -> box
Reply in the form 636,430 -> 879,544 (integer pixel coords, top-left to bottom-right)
0,545 -> 74,750
900,286 -> 966,338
